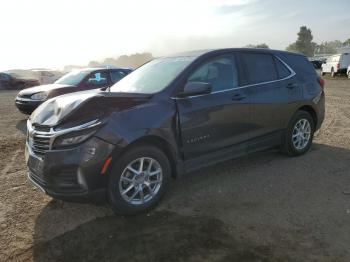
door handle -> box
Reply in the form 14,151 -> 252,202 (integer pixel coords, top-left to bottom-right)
231,93 -> 246,101
286,83 -> 298,89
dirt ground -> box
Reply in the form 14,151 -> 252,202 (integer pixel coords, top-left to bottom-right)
0,78 -> 350,262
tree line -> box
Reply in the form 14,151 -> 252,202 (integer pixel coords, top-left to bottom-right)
286,26 -> 349,57
65,27 -> 348,71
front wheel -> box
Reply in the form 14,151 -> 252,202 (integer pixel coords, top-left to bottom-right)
282,110 -> 315,157
107,145 -> 171,215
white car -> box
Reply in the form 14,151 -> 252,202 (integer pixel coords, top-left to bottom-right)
347,65 -> 350,79
321,53 -> 350,77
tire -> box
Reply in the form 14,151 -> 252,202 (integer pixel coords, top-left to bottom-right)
107,144 -> 171,215
321,70 -> 325,76
281,110 -> 315,157
331,68 -> 335,78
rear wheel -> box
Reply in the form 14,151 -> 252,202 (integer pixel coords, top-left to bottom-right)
320,69 -> 325,76
107,145 -> 171,215
282,110 -> 315,157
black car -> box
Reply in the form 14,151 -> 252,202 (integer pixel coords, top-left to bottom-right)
25,48 -> 325,215
0,72 -> 40,90
15,67 -> 132,114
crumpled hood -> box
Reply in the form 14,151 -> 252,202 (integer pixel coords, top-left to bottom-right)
30,90 -> 151,127
19,83 -> 74,96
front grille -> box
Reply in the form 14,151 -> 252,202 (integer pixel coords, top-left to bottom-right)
34,125 -> 51,132
28,124 -> 53,158
32,133 -> 51,157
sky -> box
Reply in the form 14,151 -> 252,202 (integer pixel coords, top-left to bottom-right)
1,0 -> 349,71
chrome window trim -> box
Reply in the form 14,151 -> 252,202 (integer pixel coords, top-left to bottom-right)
171,55 -> 296,100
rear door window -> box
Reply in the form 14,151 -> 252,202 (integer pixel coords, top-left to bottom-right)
188,55 -> 238,92
241,53 -> 278,84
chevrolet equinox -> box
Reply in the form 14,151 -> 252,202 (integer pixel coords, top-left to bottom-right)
26,48 -> 325,215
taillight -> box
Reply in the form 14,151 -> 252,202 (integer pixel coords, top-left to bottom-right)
318,77 -> 325,89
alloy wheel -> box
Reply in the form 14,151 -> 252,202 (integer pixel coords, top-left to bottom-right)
119,157 -> 163,205
292,119 -> 311,150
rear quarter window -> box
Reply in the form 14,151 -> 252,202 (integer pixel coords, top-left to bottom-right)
279,53 -> 317,81
274,57 -> 291,79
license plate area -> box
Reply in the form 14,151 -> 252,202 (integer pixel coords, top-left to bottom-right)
28,154 -> 44,178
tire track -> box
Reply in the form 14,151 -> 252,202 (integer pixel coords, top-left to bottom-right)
1,149 -> 21,177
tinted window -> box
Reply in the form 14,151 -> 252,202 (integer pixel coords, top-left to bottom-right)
87,71 -> 109,86
242,53 -> 277,84
280,53 -> 317,81
110,70 -> 126,83
275,57 -> 291,78
55,70 -> 90,86
188,56 -> 238,92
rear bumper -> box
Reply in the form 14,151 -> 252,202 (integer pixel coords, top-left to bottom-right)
15,97 -> 42,114
26,136 -> 116,203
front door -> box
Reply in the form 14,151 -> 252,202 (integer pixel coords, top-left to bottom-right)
175,54 -> 252,160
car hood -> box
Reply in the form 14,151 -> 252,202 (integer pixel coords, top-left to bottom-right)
19,83 -> 74,96
30,90 -> 151,127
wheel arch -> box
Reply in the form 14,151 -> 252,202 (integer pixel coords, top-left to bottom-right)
297,105 -> 317,128
110,135 -> 180,178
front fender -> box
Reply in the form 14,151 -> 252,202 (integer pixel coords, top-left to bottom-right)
94,99 -> 178,154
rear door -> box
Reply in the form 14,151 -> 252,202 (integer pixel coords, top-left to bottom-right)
175,53 -> 253,159
239,52 -> 301,151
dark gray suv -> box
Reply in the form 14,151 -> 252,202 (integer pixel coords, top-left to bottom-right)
25,48 -> 325,215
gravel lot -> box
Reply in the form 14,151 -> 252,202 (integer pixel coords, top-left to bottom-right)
0,78 -> 349,261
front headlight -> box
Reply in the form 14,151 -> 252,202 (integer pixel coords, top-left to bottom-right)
53,129 -> 97,148
31,92 -> 48,101
52,120 -> 102,149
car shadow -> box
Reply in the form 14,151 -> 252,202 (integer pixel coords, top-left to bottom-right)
31,143 -> 350,261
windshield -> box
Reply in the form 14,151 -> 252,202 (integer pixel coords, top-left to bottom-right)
110,57 -> 195,94
55,70 -> 90,86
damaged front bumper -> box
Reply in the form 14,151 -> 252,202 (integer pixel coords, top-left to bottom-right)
25,136 -> 116,203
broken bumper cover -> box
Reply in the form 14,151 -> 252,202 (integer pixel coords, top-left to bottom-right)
26,136 -> 116,202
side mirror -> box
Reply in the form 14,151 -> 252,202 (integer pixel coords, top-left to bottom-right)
178,82 -> 212,98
